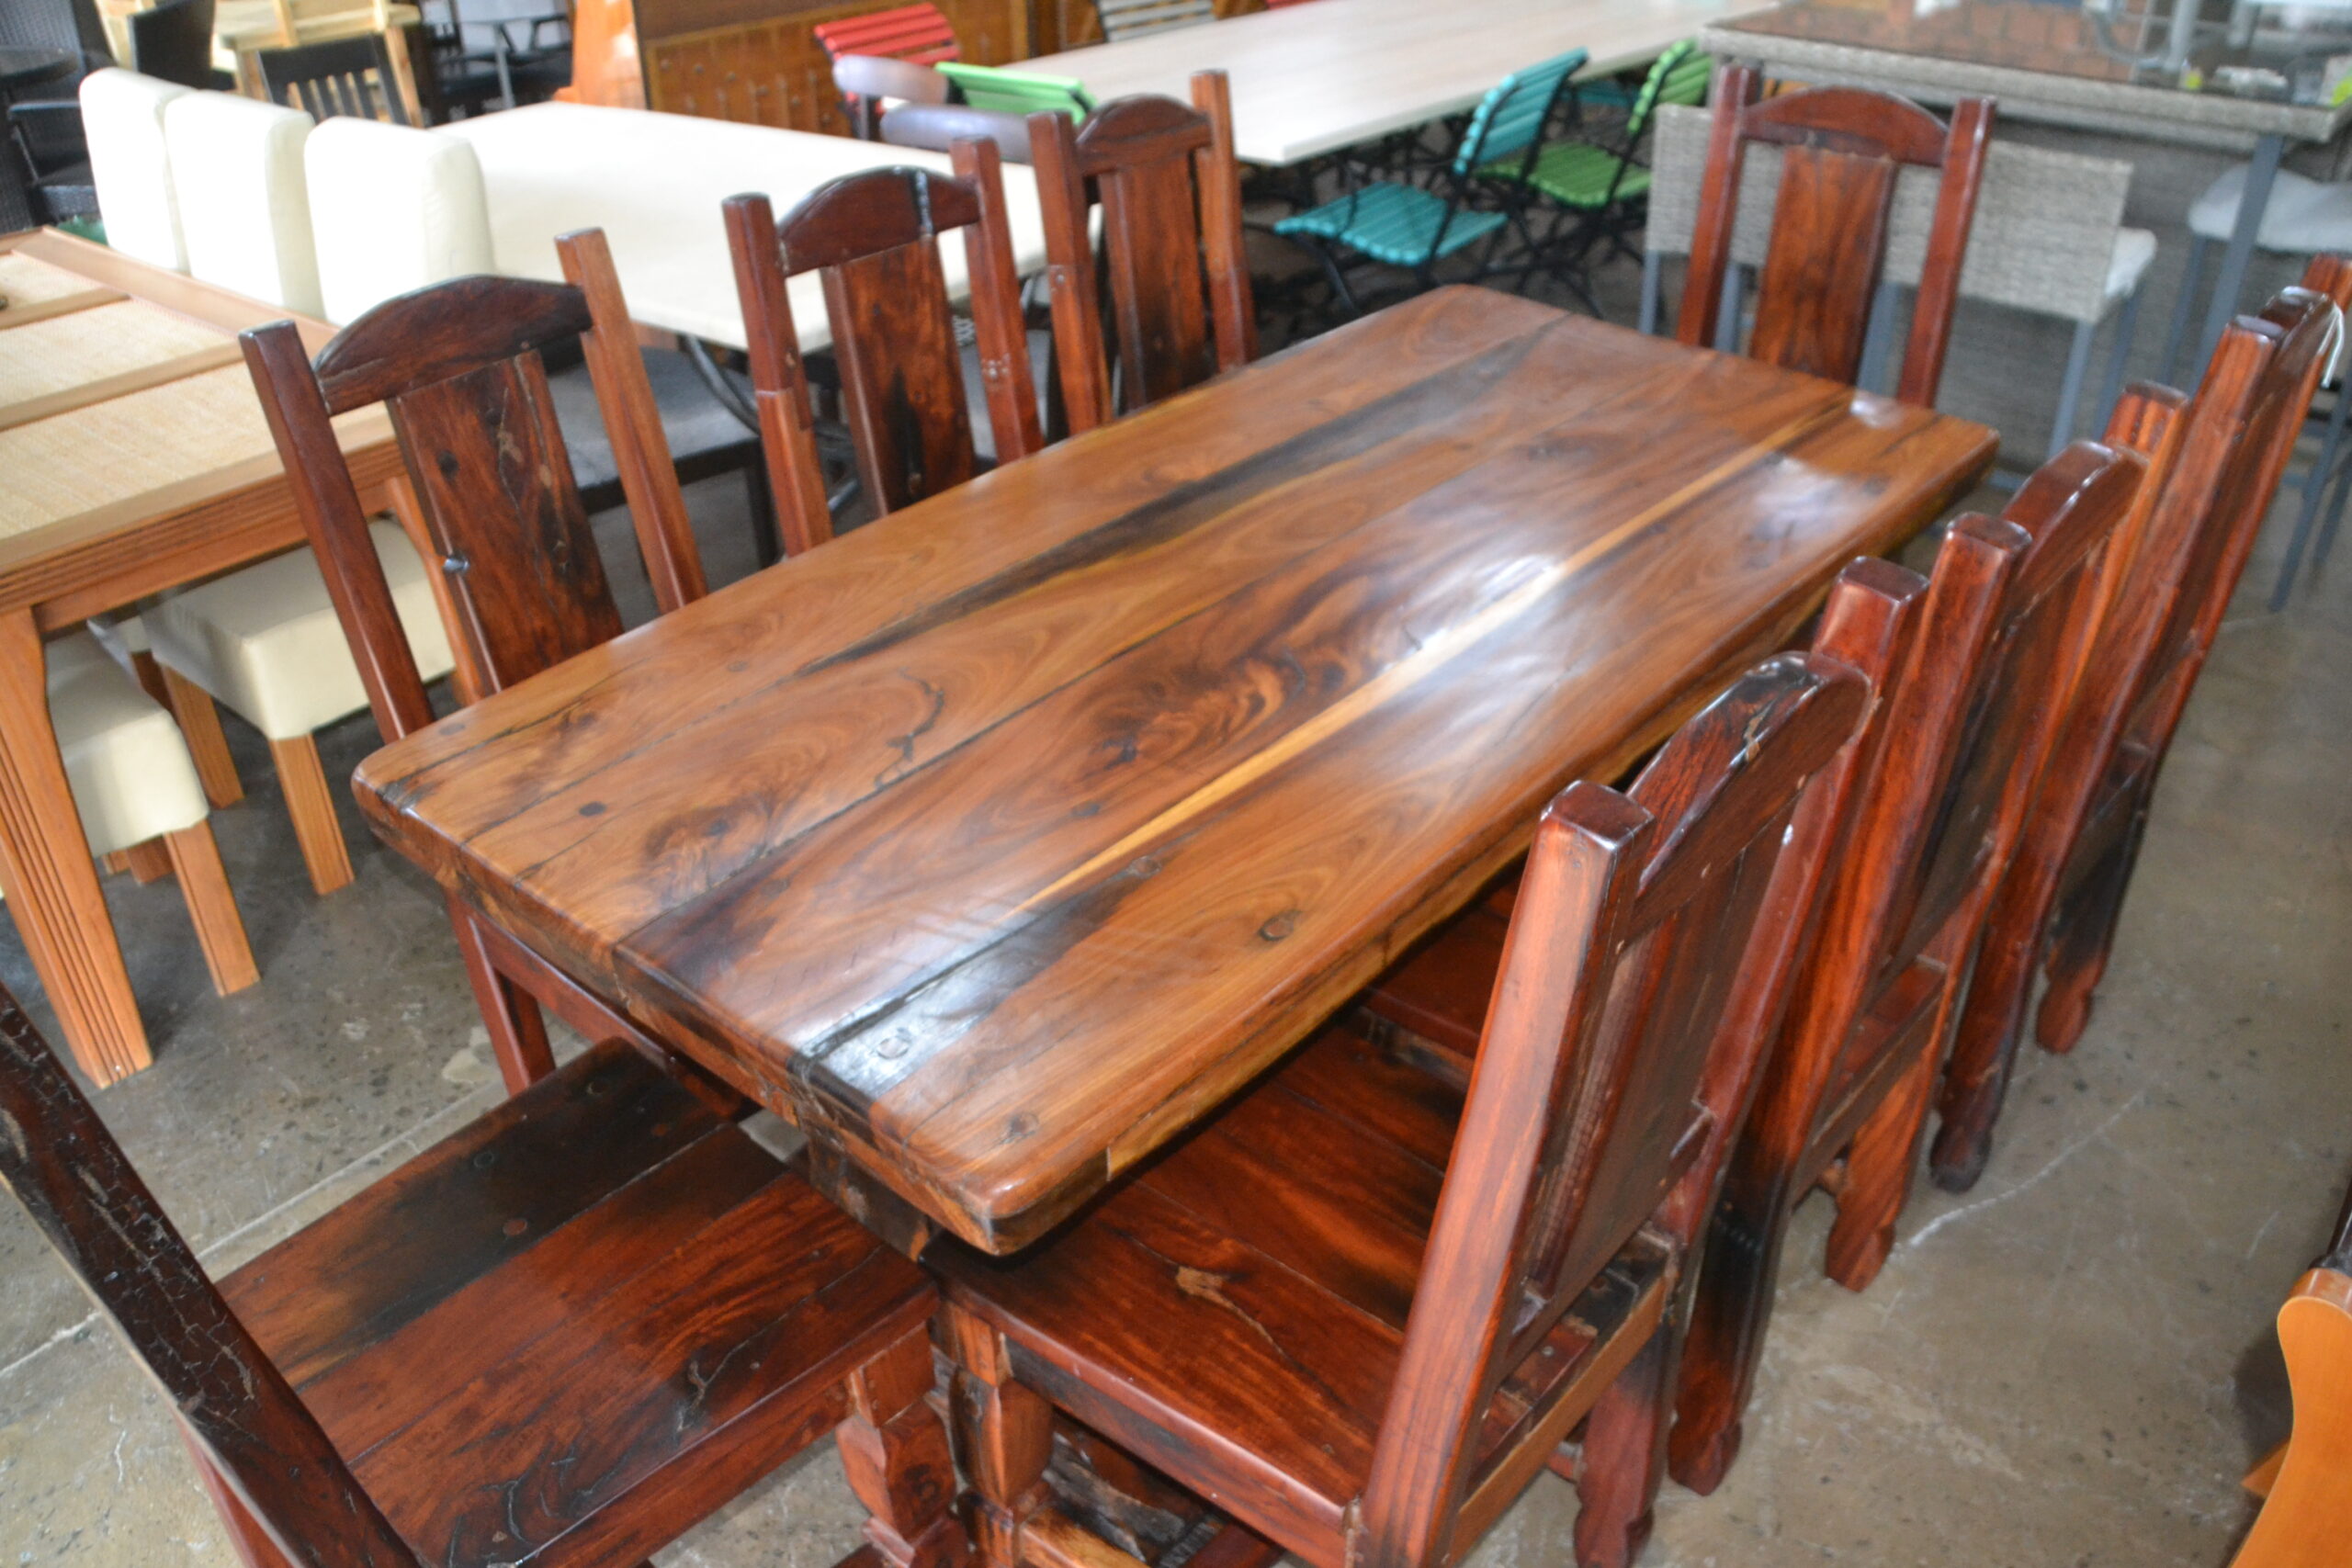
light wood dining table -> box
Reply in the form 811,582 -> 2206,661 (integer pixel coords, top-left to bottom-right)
0,228 -> 401,1086
1023,0 -> 1777,167
354,287 -> 1996,1255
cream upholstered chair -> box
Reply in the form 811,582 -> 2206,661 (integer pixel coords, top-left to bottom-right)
302,115 -> 493,324
1642,104 -> 2155,468
29,634 -> 257,1000
78,69 -> 191,272
163,92 -> 326,319
142,109 -> 458,897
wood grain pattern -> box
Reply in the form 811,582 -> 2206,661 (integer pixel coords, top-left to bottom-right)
356,289 -> 1994,1250
2232,1258 -> 2352,1568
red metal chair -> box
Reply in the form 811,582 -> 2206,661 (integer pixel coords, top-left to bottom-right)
815,3 -> 960,137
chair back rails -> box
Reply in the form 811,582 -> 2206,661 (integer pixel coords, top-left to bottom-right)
1930,258 -> 2352,1184
723,140 -> 1039,556
259,33 -> 413,125
1678,63 -> 1992,407
0,989 -> 420,1568
1666,434 -> 2148,1491
1356,652 -> 1870,1568
1028,69 -> 1254,431
240,240 -> 709,1090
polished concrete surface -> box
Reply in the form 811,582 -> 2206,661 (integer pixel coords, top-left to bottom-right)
3,131 -> 2348,1566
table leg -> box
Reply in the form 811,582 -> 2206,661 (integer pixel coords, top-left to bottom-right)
0,610 -> 150,1083
2197,133 -> 2282,380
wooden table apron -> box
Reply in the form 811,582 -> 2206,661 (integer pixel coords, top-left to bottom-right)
0,229 -> 401,1085
356,288 -> 1996,1254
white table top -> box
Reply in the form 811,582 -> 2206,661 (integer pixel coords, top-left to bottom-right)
442,104 -> 1052,351
1026,0 -> 1773,165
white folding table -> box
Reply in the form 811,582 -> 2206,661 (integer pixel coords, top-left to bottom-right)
1023,0 -> 1774,167
441,103 -> 1053,351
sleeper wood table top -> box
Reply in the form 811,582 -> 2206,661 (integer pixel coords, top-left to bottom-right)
355,288 -> 1996,1253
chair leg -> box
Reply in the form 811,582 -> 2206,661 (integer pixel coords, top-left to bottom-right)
2093,281 -> 2144,434
122,838 -> 175,883
2274,373 -> 2352,610
153,661 -> 244,809
267,734 -> 355,897
1572,1324 -> 1672,1568
1667,1134 -> 1801,1494
744,457 -> 783,571
2034,804 -> 2149,1059
1932,844 -> 2065,1193
837,1324 -> 967,1568
447,897 -> 558,1091
1637,251 -> 1662,336
2159,235 -> 2211,389
2047,318 -> 2097,463
1713,264 -> 1746,353
1824,1045 -> 1941,1291
942,1302 -> 1053,1568
183,1427 -> 296,1568
162,824 -> 258,997
2311,446 -> 2352,581
1855,281 -> 1902,396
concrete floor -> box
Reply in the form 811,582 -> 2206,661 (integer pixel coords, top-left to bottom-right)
3,130 -> 2349,1567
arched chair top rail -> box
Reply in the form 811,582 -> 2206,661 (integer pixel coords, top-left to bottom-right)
1065,91 -> 1216,174
1737,83 -> 1965,166
312,276 -> 593,412
764,165 -> 989,276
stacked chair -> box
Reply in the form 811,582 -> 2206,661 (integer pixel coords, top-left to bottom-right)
815,0 -> 960,138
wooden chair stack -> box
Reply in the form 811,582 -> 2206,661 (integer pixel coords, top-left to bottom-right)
724,139 -> 1039,557
1028,70 -> 1255,430
0,977 -> 961,1568
1678,64 -> 1992,407
931,647 -> 1881,1568
242,231 -> 712,1093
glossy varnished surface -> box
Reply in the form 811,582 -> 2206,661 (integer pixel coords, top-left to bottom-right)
356,288 -> 1995,1251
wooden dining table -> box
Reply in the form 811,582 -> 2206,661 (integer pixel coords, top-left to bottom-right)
355,287 -> 1996,1255
0,228 -> 401,1086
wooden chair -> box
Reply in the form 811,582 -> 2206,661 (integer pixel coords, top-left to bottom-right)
257,32 -> 413,123
723,140 -> 1040,557
1029,69 -> 1254,433
1677,64 -> 1992,408
932,650 -> 1874,1568
240,234 -> 710,1093
0,980 -> 959,1568
831,51 -> 951,140
1093,0 -> 1214,42
1928,257 -> 2352,1188
2232,1178 -> 2352,1568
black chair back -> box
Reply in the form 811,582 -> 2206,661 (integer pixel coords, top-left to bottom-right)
127,0 -> 217,87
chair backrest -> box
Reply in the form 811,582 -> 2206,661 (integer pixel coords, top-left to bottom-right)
258,32 -> 412,124
1357,650 -> 1873,1568
1453,49 -> 1584,179
1678,64 -> 1991,407
301,115 -> 492,324
1767,437 -> 2143,1133
882,100 -> 1032,162
831,51 -> 949,140
722,140 -> 1039,557
239,236 -> 706,743
813,2 -> 959,65
78,68 -> 190,271
0,986 -> 414,1566
937,61 -> 1093,120
1094,0 -> 1215,42
126,0 -> 216,87
164,91 -> 323,317
1625,39 -> 1707,145
1029,70 -> 1252,432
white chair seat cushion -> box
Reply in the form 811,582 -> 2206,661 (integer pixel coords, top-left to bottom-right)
2188,166 -> 2352,252
2108,228 -> 2157,300
146,522 -> 457,741
80,69 -> 192,273
48,631 -> 209,857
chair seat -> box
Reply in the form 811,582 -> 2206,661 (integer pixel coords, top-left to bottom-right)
45,630 -> 209,858
2188,165 -> 2352,252
220,1039 -> 934,1568
1273,183 -> 1509,266
549,348 -> 758,504
931,1025 -> 1672,1564
1483,141 -> 1648,209
1357,888 -> 1515,1062
145,521 -> 457,742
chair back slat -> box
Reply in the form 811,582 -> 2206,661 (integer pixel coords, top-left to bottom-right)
813,2 -> 960,63
1455,50 -> 1583,175
1031,71 -> 1254,431
242,262 -> 702,741
724,141 -> 1039,555
1357,651 -> 1872,1568
1095,0 -> 1216,39
1679,64 -> 1990,406
937,62 -> 1094,119
258,33 -> 412,124
0,987 -> 414,1567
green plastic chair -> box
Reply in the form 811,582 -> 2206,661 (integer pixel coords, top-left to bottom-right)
1481,41 -> 1709,290
1273,49 -> 1588,317
935,62 -> 1095,120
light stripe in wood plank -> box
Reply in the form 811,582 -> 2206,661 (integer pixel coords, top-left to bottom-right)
0,253 -> 103,308
0,288 -> 128,332
0,343 -> 245,434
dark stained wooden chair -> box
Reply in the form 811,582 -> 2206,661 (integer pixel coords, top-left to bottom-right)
723,140 -> 1040,558
0,981 -> 958,1568
240,234 -> 711,1094
258,33 -> 413,124
1677,64 -> 1992,408
932,649 -> 1874,1568
1027,69 -> 1255,433
1929,256 -> 2352,1188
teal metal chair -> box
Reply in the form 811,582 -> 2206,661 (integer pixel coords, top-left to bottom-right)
1485,39 -> 1708,291
935,62 -> 1093,119
1273,50 -> 1588,317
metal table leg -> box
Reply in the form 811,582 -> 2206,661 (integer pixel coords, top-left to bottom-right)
2196,133 -> 2282,380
